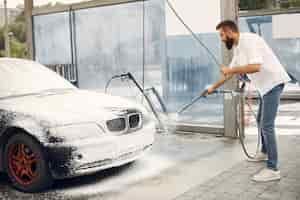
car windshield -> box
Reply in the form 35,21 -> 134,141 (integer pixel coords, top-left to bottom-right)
0,58 -> 76,98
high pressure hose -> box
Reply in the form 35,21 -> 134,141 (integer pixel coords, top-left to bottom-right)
236,87 -> 261,159
165,0 -> 261,159
165,0 -> 221,66
178,88 -> 262,159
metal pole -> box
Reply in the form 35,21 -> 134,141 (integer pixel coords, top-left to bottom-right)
221,0 -> 240,138
4,0 -> 10,57
24,0 -> 34,59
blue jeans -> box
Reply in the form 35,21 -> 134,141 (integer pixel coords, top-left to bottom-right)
257,83 -> 284,170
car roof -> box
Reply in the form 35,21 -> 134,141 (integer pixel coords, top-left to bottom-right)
0,57 -> 76,98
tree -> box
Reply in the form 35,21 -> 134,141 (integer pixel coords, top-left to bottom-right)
0,28 -> 6,57
0,10 -> 26,58
0,2 -> 67,58
239,0 -> 276,10
239,0 -> 300,10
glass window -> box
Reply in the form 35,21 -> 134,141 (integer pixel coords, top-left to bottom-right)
32,0 -> 225,127
163,0 -> 224,126
33,12 -> 72,65
143,0 -> 167,110
239,14 -> 300,86
74,2 -> 144,100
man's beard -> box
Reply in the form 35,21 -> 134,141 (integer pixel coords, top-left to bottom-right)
225,37 -> 234,50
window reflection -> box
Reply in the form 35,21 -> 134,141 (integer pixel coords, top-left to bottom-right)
239,15 -> 300,84
163,0 -> 223,126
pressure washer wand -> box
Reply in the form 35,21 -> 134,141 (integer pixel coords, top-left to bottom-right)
176,88 -> 244,115
176,89 -> 208,115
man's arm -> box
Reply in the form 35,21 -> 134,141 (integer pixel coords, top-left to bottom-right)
222,64 -> 261,75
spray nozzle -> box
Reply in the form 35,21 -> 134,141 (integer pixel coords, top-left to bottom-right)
200,89 -> 209,97
111,72 -> 131,80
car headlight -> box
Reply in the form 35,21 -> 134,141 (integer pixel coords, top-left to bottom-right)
106,117 -> 127,132
49,123 -> 105,143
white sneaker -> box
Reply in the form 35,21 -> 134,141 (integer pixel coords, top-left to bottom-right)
252,168 -> 281,182
247,152 -> 268,162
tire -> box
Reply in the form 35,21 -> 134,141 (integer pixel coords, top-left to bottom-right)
4,132 -> 53,192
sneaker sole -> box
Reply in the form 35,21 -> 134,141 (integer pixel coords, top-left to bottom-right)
246,158 -> 268,162
251,176 -> 281,182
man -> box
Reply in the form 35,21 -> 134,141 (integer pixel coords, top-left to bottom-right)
207,20 -> 291,182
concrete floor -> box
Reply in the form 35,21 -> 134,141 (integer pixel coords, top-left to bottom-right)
0,100 -> 298,200
175,135 -> 300,200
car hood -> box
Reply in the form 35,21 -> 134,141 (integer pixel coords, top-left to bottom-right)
0,90 -> 147,127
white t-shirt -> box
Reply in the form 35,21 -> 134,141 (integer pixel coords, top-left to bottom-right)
230,32 -> 291,96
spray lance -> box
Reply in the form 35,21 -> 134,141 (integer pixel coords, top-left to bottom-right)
176,80 -> 248,115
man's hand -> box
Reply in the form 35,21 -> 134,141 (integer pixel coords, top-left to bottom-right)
220,65 -> 232,76
207,87 -> 215,95
202,69 -> 234,97
203,87 -> 215,96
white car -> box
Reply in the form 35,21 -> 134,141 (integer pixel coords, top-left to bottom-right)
0,58 -> 155,192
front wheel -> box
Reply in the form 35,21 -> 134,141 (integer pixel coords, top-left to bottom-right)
4,133 -> 53,192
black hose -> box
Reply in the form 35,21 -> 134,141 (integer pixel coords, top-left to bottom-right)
176,87 -> 261,159
238,123 -> 261,160
105,74 -> 130,93
236,89 -> 261,159
165,0 -> 221,66
105,77 -> 115,94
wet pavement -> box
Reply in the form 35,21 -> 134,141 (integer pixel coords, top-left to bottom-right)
0,100 -> 299,200
175,135 -> 300,200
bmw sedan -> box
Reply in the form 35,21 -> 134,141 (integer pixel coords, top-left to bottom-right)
0,58 -> 155,192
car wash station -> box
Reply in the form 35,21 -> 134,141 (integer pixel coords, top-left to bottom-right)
0,0 -> 300,199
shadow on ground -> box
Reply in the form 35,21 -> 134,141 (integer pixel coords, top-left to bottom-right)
0,163 -> 133,200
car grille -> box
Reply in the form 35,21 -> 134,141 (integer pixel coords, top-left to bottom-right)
129,113 -> 140,129
106,111 -> 142,134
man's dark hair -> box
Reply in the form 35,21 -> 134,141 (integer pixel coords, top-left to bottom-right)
216,20 -> 239,32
